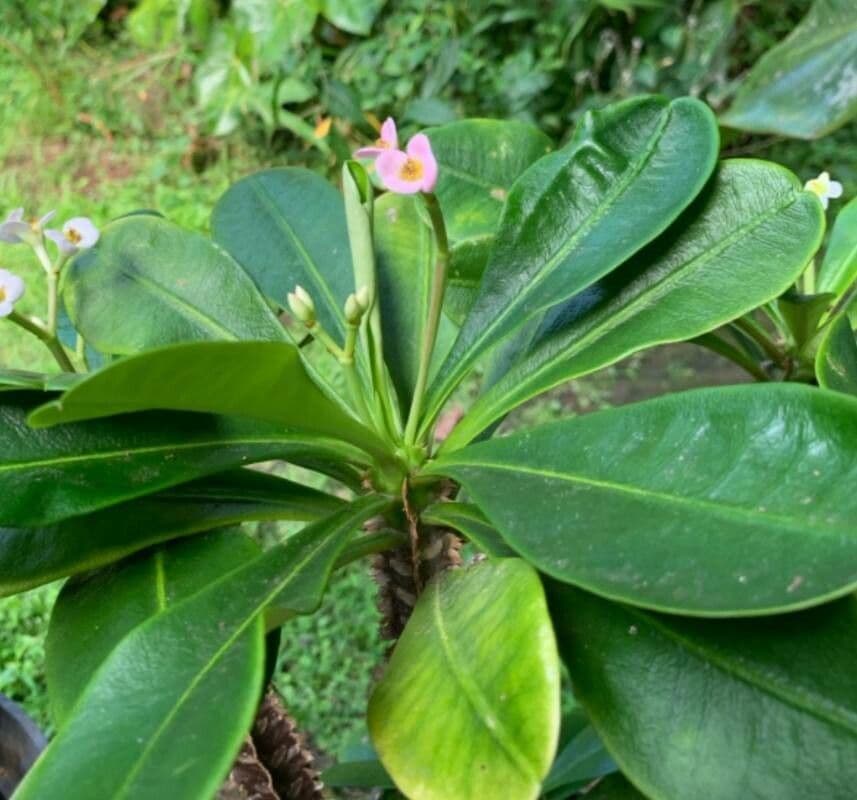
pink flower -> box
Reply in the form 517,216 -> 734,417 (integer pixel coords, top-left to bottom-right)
375,134 -> 438,195
354,117 -> 399,159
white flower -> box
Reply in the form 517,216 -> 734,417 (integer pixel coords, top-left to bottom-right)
45,217 -> 100,256
804,171 -> 843,210
0,209 -> 55,245
0,269 -> 25,317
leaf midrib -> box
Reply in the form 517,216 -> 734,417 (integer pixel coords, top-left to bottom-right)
0,435 -> 313,473
431,583 -> 540,785
627,605 -> 857,736
119,267 -> 238,340
437,161 -> 501,192
250,177 -> 344,327
445,460 -> 852,536
430,103 -> 677,423
499,188 -> 805,400
111,510 -> 366,798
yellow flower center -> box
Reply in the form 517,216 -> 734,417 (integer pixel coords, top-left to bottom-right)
66,227 -> 82,245
399,158 -> 424,182
0,287 -> 6,302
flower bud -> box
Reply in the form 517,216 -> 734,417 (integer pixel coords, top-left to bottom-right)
287,285 -> 316,326
344,292 -> 363,325
355,285 -> 371,312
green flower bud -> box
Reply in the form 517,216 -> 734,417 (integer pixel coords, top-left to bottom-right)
344,292 -> 363,325
287,285 -> 316,326
355,284 -> 372,312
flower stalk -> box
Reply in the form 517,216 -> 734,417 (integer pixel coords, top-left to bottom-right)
404,192 -> 449,450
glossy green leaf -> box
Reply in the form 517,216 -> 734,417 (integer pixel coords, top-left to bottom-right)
421,502 -> 515,558
445,159 -> 825,450
0,469 -> 341,596
28,341 -> 385,456
374,193 -> 455,406
720,0 -> 857,138
427,119 -> 553,284
817,313 -> 857,395
323,759 -> 395,789
818,196 -> 857,297
322,732 -> 395,789
63,215 -> 286,355
0,369 -> 80,392
46,529 -> 262,726
368,559 -> 560,800
0,393 -> 365,527
549,582 -> 857,800
778,289 -> 836,348
582,773 -> 649,799
541,724 -> 616,798
431,384 -> 857,616
320,0 -> 384,35
211,168 -> 354,335
16,498 -> 383,800
422,96 -> 719,434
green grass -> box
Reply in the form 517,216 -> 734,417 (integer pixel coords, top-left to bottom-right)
0,584 -> 59,733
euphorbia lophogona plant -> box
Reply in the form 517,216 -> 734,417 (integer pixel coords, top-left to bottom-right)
2,96 -> 857,800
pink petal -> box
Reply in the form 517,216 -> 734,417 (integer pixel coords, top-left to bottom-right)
406,134 -> 438,192
354,145 -> 386,158
376,149 -> 422,195
380,117 -> 398,148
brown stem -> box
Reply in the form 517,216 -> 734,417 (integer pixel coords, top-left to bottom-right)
373,481 -> 463,642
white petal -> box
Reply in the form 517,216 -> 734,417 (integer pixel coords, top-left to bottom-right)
819,195 -> 830,210
64,217 -> 100,248
6,208 -> 24,223
38,210 -> 57,227
46,228 -> 77,255
0,300 -> 13,318
3,274 -> 25,303
828,180 -> 844,199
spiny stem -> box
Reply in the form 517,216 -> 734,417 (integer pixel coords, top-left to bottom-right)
404,193 -> 449,448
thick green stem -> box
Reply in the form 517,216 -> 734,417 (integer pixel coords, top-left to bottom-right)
404,193 -> 449,448
46,270 -> 59,335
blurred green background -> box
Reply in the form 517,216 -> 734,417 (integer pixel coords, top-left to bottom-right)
1,0 -> 855,775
